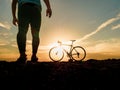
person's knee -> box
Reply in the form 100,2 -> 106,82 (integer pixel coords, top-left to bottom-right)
31,29 -> 40,38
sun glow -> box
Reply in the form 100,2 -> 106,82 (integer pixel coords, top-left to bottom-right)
49,46 -> 63,60
49,40 -> 74,52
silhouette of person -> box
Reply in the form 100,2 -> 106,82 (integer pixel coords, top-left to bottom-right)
12,0 -> 52,63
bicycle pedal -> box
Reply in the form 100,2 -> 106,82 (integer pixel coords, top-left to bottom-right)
68,59 -> 74,62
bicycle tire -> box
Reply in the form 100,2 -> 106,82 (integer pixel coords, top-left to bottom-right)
49,46 -> 64,62
71,46 -> 86,61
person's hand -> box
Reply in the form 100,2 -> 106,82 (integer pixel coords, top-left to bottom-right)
12,17 -> 18,26
46,8 -> 52,18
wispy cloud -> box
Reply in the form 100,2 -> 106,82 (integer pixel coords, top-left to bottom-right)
0,40 -> 9,46
87,39 -> 120,52
112,24 -> 120,30
77,13 -> 120,42
0,22 -> 11,30
84,38 -> 120,60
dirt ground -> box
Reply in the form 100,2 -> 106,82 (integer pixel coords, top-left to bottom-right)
0,59 -> 120,90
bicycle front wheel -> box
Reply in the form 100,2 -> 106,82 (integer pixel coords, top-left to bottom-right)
71,46 -> 86,61
49,46 -> 64,62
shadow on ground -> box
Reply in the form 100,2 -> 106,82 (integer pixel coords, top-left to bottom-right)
0,59 -> 120,90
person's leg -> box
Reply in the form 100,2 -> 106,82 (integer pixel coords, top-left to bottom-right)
31,28 -> 40,61
30,6 -> 41,62
17,5 -> 30,62
17,26 -> 28,57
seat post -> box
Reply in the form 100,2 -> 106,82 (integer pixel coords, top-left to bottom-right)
71,40 -> 76,44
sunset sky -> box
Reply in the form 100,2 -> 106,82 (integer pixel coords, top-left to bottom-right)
0,0 -> 120,62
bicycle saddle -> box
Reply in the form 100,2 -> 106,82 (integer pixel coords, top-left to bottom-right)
70,40 -> 76,42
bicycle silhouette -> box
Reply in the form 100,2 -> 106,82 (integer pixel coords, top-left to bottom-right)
49,40 -> 86,62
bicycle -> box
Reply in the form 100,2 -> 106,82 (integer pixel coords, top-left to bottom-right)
49,40 -> 86,62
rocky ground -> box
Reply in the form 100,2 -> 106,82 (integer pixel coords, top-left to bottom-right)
0,59 -> 120,90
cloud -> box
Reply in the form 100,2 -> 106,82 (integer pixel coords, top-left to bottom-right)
0,22 -> 11,30
0,43 -> 6,46
76,13 -> 120,42
27,40 -> 32,44
112,24 -> 120,30
0,40 -> 9,46
85,38 -> 120,60
87,40 -> 120,53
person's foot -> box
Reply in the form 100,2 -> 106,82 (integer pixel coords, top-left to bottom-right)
16,55 -> 27,64
31,55 -> 38,63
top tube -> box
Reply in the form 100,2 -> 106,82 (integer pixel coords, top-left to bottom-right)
57,40 -> 76,46
58,40 -> 76,43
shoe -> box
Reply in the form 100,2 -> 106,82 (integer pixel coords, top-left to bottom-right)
31,56 -> 38,63
16,55 -> 27,64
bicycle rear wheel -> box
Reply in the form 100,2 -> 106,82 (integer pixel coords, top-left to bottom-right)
49,46 -> 64,62
71,46 -> 86,61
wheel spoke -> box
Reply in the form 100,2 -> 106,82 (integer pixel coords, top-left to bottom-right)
49,47 -> 64,62
71,46 -> 86,61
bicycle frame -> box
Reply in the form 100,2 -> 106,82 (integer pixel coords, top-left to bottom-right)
57,40 -> 75,58
49,40 -> 86,62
